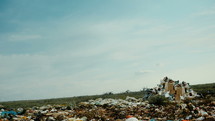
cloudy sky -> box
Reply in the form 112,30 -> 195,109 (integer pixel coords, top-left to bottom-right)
0,0 -> 215,101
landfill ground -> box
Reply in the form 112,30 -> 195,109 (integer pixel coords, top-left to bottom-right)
0,83 -> 214,121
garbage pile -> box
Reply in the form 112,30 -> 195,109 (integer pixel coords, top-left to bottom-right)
82,97 -> 146,108
1,96 -> 215,121
144,77 -> 199,102
0,77 -> 214,120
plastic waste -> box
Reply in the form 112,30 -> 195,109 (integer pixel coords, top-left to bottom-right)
125,117 -> 138,121
164,91 -> 170,98
185,115 -> 192,119
181,104 -> 187,109
196,116 -> 205,120
126,96 -> 138,102
180,96 -> 185,100
199,109 -> 208,116
1,111 -> 17,117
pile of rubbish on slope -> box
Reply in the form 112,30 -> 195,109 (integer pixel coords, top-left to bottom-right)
144,77 -> 200,102
0,77 -> 214,121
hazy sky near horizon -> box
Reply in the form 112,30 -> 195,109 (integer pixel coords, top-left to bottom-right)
0,0 -> 215,101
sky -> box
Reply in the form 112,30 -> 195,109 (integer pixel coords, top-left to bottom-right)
0,0 -> 215,101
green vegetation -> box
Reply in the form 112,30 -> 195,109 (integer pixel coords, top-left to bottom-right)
191,83 -> 215,96
148,95 -> 169,105
0,83 -> 214,109
0,91 -> 145,109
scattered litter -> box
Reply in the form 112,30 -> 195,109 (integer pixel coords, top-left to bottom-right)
0,77 -> 214,120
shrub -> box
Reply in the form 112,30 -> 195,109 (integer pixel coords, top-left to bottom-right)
148,95 -> 168,105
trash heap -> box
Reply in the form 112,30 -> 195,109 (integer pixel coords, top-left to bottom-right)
144,77 -> 199,102
1,96 -> 215,121
0,77 -> 214,121
82,97 -> 146,108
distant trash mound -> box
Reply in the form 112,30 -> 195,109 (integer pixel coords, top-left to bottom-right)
144,76 -> 199,102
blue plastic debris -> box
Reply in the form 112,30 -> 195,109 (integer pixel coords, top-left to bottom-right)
1,111 -> 17,117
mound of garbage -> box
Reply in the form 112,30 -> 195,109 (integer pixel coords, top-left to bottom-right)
144,77 -> 200,102
1,96 -> 214,121
0,77 -> 214,121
